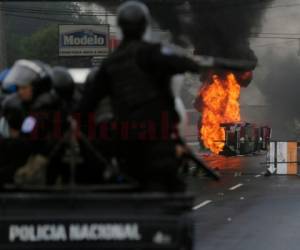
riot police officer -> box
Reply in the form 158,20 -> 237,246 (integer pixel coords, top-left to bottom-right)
80,1 -> 201,192
2,60 -> 58,138
0,60 -> 60,185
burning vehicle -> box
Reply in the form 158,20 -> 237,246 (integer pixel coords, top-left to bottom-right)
221,122 -> 271,156
194,69 -> 271,156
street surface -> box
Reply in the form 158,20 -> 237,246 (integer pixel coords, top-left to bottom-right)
188,146 -> 300,250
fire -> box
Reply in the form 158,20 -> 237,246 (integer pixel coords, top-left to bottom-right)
199,72 -> 241,154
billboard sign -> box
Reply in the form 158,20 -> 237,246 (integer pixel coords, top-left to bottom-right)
59,25 -> 109,57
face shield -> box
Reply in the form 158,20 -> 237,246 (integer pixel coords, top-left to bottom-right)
3,60 -> 43,89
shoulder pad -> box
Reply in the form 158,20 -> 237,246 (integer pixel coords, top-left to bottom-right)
161,45 -> 175,56
21,116 -> 36,134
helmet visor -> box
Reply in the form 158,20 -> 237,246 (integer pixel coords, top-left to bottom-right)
3,64 -> 39,89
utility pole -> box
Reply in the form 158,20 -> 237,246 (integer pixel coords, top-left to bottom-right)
0,3 -> 7,69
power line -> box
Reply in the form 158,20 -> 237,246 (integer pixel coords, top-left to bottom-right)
3,13 -> 161,31
251,36 -> 300,39
252,32 -> 300,36
250,32 -> 300,40
6,12 -> 300,40
260,2 -> 300,9
2,0 -> 300,16
5,2 -> 300,41
189,0 -> 300,11
0,7 -> 116,17
0,5 -> 116,15
4,13 -> 86,24
253,40 -> 295,47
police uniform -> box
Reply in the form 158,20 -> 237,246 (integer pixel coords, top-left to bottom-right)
80,5 -> 200,192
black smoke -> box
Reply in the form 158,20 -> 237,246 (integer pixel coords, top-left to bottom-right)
258,54 -> 300,140
148,0 -> 274,63
93,0 -> 274,63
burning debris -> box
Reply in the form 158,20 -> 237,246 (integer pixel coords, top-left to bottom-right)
221,123 -> 271,156
196,71 -> 245,154
194,70 -> 271,155
95,0 -> 273,153
145,0 -> 274,153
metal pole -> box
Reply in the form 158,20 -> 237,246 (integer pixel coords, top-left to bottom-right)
0,3 -> 7,69
274,141 -> 278,172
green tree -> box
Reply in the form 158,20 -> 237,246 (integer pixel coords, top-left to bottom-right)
4,2 -> 100,66
21,25 -> 59,64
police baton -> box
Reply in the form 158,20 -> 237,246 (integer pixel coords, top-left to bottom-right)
182,149 -> 221,181
176,137 -> 220,181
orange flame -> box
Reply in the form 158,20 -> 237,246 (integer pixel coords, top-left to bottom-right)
199,72 -> 241,154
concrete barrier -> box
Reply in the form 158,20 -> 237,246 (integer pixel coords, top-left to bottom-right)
267,141 -> 298,175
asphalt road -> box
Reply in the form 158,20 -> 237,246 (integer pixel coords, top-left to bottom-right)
188,147 -> 300,250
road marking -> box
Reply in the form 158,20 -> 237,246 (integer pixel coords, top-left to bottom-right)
255,174 -> 261,178
193,200 -> 212,210
229,183 -> 243,191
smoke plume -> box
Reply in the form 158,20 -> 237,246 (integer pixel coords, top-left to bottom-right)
258,54 -> 300,140
149,0 -> 274,62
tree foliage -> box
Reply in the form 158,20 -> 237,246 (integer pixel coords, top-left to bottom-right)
4,2 -> 99,66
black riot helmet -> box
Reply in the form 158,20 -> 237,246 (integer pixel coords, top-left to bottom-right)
117,1 -> 151,40
1,95 -> 25,130
3,59 -> 52,99
52,66 -> 75,101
